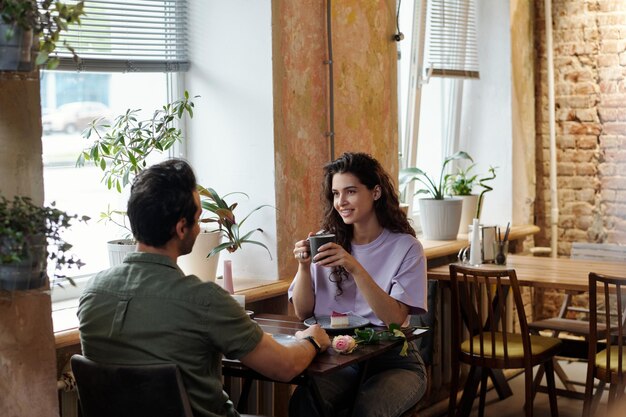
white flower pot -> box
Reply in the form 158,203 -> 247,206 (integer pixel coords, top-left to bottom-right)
177,231 -> 221,282
418,198 -> 463,240
107,239 -> 137,267
457,195 -> 480,235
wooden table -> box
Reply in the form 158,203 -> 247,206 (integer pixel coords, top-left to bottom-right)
427,254 -> 626,403
222,314 -> 427,417
427,254 -> 626,292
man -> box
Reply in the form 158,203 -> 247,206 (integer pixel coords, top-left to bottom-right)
78,159 -> 330,417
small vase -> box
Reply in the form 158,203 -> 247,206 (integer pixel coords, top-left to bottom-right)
223,260 -> 234,294
457,195 -> 480,235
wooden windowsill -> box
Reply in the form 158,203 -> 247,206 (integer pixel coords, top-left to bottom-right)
420,224 -> 539,259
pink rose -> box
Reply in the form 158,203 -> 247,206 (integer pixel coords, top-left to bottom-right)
332,335 -> 357,354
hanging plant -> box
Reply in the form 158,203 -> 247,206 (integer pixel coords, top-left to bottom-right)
0,0 -> 85,69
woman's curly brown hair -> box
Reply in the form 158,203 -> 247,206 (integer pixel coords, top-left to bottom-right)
320,152 -> 415,296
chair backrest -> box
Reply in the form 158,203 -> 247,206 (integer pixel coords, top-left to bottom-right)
71,354 -> 194,417
449,264 -> 531,369
588,272 -> 626,383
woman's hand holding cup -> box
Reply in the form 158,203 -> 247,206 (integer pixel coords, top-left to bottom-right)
293,233 -> 314,263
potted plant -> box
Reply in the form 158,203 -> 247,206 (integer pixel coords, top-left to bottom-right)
446,162 -> 498,234
77,92 -> 272,280
76,92 -> 197,266
177,186 -> 273,282
399,151 -> 472,240
198,186 -> 272,259
0,195 -> 89,290
0,0 -> 85,71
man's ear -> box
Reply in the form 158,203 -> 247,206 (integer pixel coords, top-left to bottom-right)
175,218 -> 188,240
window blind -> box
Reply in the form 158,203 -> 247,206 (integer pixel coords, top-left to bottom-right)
424,0 -> 479,79
55,0 -> 189,72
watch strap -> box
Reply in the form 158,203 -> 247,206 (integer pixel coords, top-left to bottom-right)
303,336 -> 321,353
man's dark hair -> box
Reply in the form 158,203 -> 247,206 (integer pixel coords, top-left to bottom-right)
127,159 -> 198,247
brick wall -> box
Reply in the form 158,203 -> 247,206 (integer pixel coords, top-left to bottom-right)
534,0 -> 626,255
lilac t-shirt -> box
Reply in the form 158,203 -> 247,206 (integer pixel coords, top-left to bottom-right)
288,229 -> 427,326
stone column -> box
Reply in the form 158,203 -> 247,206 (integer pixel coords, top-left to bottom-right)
1,70 -> 59,417
273,0 -> 399,280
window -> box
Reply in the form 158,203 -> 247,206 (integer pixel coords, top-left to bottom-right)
46,0 -> 188,301
398,0 -> 478,223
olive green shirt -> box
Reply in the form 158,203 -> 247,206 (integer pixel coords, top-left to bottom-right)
78,252 -> 263,417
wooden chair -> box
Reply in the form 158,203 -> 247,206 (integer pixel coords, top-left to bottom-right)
528,243 -> 626,397
582,272 -> 626,417
71,354 -> 194,417
448,264 -> 561,417
71,355 -> 266,417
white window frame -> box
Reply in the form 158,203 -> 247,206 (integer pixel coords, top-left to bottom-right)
49,0 -> 189,304
399,0 -> 478,230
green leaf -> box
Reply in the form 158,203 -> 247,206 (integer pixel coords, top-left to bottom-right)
208,241 -> 237,258
239,239 -> 273,259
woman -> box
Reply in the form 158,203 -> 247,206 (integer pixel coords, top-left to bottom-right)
288,152 -> 428,417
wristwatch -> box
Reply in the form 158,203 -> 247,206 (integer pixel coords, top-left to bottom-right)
303,336 -> 322,353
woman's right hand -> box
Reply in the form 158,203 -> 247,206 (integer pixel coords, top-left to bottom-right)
293,233 -> 314,264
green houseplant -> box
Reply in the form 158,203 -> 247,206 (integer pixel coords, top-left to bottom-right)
0,195 -> 89,290
198,186 -> 272,259
399,151 -> 472,240
76,92 -> 198,265
0,0 -> 85,70
77,92 -> 271,279
77,91 -> 197,193
399,151 -> 473,200
446,161 -> 498,234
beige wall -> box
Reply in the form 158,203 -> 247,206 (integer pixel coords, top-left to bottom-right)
273,0 -> 399,279
0,71 -> 59,417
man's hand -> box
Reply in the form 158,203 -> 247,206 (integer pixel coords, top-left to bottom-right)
296,324 -> 331,352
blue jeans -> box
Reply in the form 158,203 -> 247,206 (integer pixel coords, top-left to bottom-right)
289,341 -> 427,417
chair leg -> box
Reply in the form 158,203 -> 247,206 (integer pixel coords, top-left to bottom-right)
590,380 -> 606,417
609,381 -> 619,407
524,366 -> 534,417
544,360 -> 559,417
582,365 -> 596,417
488,369 -> 513,400
531,363 -> 545,403
478,367 -> 489,417
448,358 -> 461,417
553,360 -> 578,392
457,366 -> 481,417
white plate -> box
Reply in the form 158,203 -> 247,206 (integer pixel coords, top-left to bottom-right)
303,314 -> 370,331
